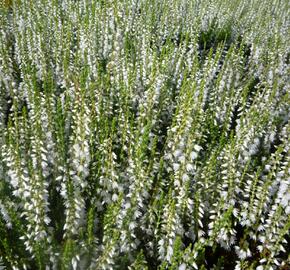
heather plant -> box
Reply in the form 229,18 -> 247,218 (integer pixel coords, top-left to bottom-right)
0,0 -> 289,269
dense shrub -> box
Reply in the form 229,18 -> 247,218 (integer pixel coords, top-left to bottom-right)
0,0 -> 289,269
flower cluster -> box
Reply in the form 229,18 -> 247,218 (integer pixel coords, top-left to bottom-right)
0,0 -> 289,269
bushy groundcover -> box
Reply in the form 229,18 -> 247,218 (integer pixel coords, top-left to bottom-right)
0,0 -> 289,269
